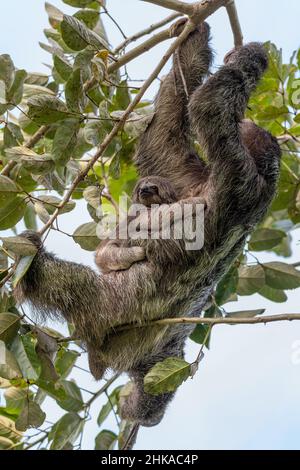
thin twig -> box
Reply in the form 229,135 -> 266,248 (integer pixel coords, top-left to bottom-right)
23,433 -> 48,451
122,423 -> 140,451
103,6 -> 127,40
85,373 -> 120,408
114,12 -> 181,53
109,28 -> 175,74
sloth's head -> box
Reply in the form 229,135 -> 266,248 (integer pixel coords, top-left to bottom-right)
132,176 -> 178,207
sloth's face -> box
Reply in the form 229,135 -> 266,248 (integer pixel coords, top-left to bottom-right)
132,176 -> 178,207
138,182 -> 161,206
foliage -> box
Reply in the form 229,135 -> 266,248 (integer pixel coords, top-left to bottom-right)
0,0 -> 300,450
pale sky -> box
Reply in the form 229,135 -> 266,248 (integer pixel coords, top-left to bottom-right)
1,0 -> 300,450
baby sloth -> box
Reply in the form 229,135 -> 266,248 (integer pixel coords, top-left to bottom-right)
95,176 -> 178,274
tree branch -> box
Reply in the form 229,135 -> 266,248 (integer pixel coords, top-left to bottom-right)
109,28 -> 176,74
142,0 -> 243,49
114,12 -> 181,53
118,314 -> 300,331
226,0 -> 243,46
142,0 -> 194,15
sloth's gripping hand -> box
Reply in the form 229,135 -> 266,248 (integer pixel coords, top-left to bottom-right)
95,240 -> 146,274
19,230 -> 44,251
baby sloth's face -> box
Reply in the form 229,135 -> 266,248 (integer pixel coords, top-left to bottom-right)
137,181 -> 161,206
133,176 -> 178,207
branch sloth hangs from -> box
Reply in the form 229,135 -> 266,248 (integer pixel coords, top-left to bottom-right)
15,20 -> 281,428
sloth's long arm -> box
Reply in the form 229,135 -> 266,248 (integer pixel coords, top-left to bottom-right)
135,22 -> 212,185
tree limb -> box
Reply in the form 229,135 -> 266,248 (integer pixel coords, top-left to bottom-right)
109,28 -> 177,74
118,313 -> 300,331
142,0 -> 243,48
114,12 -> 181,53
226,0 -> 243,46
142,0 -> 194,15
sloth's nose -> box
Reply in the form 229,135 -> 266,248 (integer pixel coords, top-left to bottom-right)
140,187 -> 153,196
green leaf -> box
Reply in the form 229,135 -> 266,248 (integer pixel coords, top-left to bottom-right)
248,229 -> 286,251
34,202 -> 49,223
45,2 -> 64,29
65,69 -> 86,113
91,55 -> 105,82
114,80 -> 131,109
0,81 -> 6,104
15,400 -> 46,432
124,111 -> 154,139
36,379 -> 67,402
84,120 -> 107,146
83,186 -> 101,209
56,380 -> 84,412
15,154 -> 55,175
25,73 -> 49,87
97,385 -> 123,426
5,145 -> 38,160
0,175 -> 19,207
61,14 -> 109,52
226,309 -> 265,318
0,196 -> 26,230
55,349 -> 80,378
50,412 -> 83,450
263,262 -> 300,290
27,94 -> 75,124
74,9 -> 100,30
0,377 -> 11,388
95,430 -> 117,450
0,436 -> 14,449
190,324 -> 211,347
215,265 -> 238,305
23,83 -> 55,99
144,357 -> 191,396
237,265 -> 265,296
36,195 -> 76,215
52,119 -> 80,165
0,416 -> 22,443
53,55 -> 73,81
24,205 -> 38,231
12,255 -> 35,288
258,285 -> 287,303
11,334 -> 41,381
3,122 -> 24,148
6,69 -> 27,106
1,236 -> 37,256
5,388 -> 30,414
35,328 -> 59,384
257,105 -> 289,121
0,341 -> 22,380
0,313 -> 20,344
0,54 -> 15,89
73,222 -> 99,251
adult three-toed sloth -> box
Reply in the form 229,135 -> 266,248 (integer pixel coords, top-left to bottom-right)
16,21 -> 281,427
